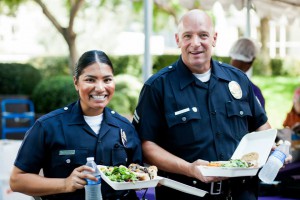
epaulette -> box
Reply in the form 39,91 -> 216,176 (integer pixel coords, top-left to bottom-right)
108,108 -> 131,125
146,64 -> 175,85
37,106 -> 70,121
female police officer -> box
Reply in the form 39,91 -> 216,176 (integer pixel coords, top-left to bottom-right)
10,50 -> 142,200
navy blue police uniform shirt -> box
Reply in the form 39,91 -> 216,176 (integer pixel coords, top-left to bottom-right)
14,100 -> 142,200
133,57 -> 267,163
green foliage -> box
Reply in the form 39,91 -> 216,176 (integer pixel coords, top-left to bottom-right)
108,74 -> 143,115
0,63 -> 42,95
270,58 -> 283,76
109,55 -> 142,77
212,56 -> 231,65
32,75 -> 78,113
152,55 -> 179,73
282,57 -> 300,76
0,0 -> 25,15
28,56 -> 69,78
252,76 -> 300,129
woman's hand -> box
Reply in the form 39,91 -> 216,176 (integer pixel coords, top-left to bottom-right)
64,165 -> 98,192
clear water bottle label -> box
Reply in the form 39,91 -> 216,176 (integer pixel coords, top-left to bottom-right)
272,149 -> 286,163
86,175 -> 101,185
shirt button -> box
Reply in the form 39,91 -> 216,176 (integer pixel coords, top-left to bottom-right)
111,111 -> 115,114
240,111 -> 244,115
211,111 -> 216,115
192,107 -> 197,112
168,66 -> 173,69
182,117 -> 186,122
64,107 -> 68,110
66,159 -> 71,163
193,180 -> 197,185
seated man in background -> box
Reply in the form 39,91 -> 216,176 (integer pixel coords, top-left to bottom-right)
229,37 -> 265,109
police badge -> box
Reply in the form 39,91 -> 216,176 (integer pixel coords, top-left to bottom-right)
120,129 -> 127,147
228,81 -> 242,99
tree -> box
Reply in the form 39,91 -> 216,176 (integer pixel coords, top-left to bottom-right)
0,0 -> 123,74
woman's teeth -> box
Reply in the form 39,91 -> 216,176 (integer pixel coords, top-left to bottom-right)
91,95 -> 106,100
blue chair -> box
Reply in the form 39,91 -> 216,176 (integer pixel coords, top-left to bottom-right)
1,99 -> 35,139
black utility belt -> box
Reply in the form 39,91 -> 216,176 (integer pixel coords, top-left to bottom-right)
161,171 -> 255,197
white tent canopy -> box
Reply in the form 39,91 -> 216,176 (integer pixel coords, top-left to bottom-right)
180,0 -> 300,21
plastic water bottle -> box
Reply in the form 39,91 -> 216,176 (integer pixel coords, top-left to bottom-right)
258,140 -> 291,183
84,157 -> 102,200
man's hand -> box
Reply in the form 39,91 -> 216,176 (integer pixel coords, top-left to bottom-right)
188,159 -> 226,183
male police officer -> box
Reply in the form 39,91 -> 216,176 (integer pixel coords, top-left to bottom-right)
133,10 -> 271,200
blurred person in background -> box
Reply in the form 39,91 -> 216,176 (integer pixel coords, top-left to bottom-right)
229,37 -> 265,109
283,87 -> 300,131
10,50 -> 142,200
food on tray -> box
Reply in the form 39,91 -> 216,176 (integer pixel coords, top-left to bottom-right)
241,152 -> 259,167
128,163 -> 158,180
207,152 -> 259,168
100,164 -> 158,182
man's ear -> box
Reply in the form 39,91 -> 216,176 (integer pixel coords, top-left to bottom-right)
175,33 -> 180,48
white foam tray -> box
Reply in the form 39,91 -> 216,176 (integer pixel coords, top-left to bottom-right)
98,165 -> 208,197
199,129 -> 277,177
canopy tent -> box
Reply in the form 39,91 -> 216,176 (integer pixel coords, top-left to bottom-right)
180,0 -> 300,36
143,0 -> 300,82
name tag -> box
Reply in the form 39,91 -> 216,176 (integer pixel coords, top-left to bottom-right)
59,150 -> 75,155
175,108 -> 190,115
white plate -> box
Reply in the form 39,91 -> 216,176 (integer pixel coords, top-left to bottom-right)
159,178 -> 208,197
199,129 -> 277,177
98,165 -> 163,190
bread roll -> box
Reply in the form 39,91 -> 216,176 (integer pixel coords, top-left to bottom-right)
241,152 -> 259,167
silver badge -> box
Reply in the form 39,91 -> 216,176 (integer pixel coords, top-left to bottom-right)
228,81 -> 242,99
120,129 -> 127,147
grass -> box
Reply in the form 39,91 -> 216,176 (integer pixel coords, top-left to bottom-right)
252,76 -> 300,129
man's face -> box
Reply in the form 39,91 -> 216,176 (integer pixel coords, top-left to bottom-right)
175,11 -> 217,73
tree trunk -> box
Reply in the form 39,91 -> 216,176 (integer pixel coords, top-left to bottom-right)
34,0 -> 84,75
259,17 -> 271,75
63,28 -> 78,75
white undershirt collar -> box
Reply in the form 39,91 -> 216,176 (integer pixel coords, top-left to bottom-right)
193,68 -> 212,82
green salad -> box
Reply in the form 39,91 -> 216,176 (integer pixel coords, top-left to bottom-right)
100,166 -> 138,182
221,159 -> 249,168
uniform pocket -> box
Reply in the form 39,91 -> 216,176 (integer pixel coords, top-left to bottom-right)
164,107 -> 202,146
165,107 -> 201,128
225,100 -> 252,138
226,100 -> 252,118
111,144 -> 127,166
51,149 -> 88,169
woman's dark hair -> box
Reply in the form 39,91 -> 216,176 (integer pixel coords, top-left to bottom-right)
74,50 -> 114,79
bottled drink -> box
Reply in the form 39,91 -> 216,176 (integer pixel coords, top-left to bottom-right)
84,157 -> 102,200
258,141 -> 291,183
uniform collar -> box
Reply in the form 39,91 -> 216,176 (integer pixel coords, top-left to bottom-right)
67,101 -> 118,128
177,58 -> 231,90
211,60 -> 231,82
176,57 -> 197,90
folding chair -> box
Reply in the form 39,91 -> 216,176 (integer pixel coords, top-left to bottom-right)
1,99 -> 35,139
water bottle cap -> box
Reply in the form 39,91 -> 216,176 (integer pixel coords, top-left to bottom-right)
87,157 -> 94,161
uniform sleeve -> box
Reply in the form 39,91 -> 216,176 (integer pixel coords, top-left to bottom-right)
247,79 -> 268,132
14,120 -> 46,174
133,84 -> 167,143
